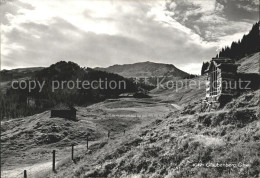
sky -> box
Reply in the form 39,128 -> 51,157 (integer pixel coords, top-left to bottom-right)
1,0 -> 259,74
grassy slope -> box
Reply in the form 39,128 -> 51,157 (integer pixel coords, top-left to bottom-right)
237,52 -> 259,73
47,90 -> 259,178
151,52 -> 259,105
45,53 -> 259,178
1,53 -> 259,177
1,98 -> 171,178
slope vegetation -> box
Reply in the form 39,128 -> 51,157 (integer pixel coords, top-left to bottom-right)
44,52 -> 259,178
44,89 -> 260,178
1,97 -> 171,178
237,52 -> 259,73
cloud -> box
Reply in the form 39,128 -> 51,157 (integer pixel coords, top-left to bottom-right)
216,0 -> 259,21
1,0 -> 218,74
0,0 -> 34,25
1,0 -> 257,74
237,4 -> 259,12
166,0 -> 258,47
2,15 -> 215,70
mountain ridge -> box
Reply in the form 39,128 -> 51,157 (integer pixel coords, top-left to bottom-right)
95,61 -> 189,78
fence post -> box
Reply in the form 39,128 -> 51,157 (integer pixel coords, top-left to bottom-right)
52,150 -> 56,172
87,135 -> 89,149
71,145 -> 74,160
24,170 -> 27,178
108,130 -> 110,138
124,130 -> 126,135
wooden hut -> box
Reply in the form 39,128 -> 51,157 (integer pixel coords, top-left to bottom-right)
204,57 -> 240,104
51,104 -> 77,120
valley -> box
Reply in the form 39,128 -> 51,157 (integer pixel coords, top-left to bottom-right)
1,53 -> 259,177
1,97 -> 173,178
1,1 -> 259,177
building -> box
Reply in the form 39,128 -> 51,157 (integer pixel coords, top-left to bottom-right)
51,104 -> 77,120
119,93 -> 135,98
204,57 -> 240,104
27,97 -> 36,108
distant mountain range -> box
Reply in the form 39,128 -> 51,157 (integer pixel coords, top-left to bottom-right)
0,67 -> 44,82
1,61 -> 189,83
95,61 -> 189,79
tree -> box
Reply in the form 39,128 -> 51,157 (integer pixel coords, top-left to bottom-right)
201,62 -> 210,75
217,22 -> 260,60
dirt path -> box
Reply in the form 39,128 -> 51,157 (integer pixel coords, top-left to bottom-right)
1,98 -> 171,178
1,161 -> 52,178
170,103 -> 183,110
1,142 -> 99,178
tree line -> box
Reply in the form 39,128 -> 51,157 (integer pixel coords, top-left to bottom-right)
201,21 -> 260,75
0,61 -> 139,120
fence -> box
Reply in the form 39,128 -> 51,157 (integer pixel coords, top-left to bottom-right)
21,113 -> 168,177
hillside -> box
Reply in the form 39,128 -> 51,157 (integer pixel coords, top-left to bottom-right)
202,22 -> 259,75
43,51 -> 259,177
0,67 -> 44,94
1,97 -> 172,178
46,90 -> 259,178
95,61 -> 189,79
217,22 -> 259,60
35,52 -> 258,177
0,67 -> 44,82
1,52 -> 259,177
6,88 -> 258,177
151,52 -> 259,106
0,61 -> 138,120
237,52 -> 259,73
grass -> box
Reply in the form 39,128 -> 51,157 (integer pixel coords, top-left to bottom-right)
48,89 -> 260,177
2,87 -> 259,177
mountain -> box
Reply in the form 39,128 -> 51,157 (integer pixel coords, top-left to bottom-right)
95,61 -> 189,79
0,61 -> 139,119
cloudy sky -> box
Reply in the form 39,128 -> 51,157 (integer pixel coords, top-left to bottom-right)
1,0 -> 259,74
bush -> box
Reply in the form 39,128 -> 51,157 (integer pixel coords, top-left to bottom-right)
226,109 -> 257,128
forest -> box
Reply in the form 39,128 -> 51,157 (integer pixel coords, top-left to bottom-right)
201,22 -> 260,75
0,61 -> 139,119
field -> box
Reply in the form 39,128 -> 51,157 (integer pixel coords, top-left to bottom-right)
1,97 -> 173,178
1,53 -> 259,177
1,87 -> 259,177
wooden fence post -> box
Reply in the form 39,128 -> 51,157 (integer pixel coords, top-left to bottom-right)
24,170 -> 27,178
108,130 -> 110,138
52,150 -> 56,172
87,135 -> 89,149
71,145 -> 74,160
